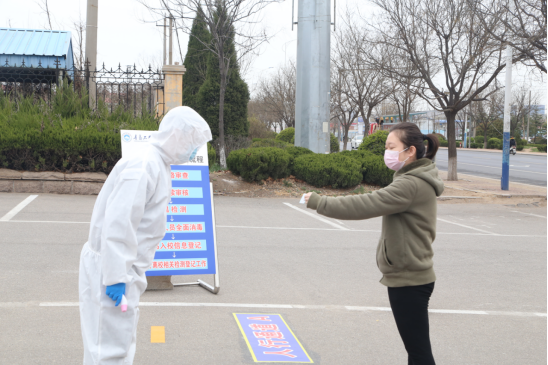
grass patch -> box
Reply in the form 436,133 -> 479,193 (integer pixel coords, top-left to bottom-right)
283,180 -> 293,187
209,163 -> 227,173
350,186 -> 366,195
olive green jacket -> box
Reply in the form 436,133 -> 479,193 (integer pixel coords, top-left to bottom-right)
307,158 -> 444,287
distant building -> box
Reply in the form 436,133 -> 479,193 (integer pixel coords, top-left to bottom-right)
0,28 -> 74,84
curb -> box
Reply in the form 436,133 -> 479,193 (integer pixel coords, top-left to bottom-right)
0,179 -> 103,195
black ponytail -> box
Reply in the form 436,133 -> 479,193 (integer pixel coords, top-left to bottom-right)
390,123 -> 440,160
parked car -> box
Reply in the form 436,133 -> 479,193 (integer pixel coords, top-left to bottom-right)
351,135 -> 364,149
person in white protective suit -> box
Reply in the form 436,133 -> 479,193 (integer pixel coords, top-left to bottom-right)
79,106 -> 212,365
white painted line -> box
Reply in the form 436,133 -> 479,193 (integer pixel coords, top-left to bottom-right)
346,306 -> 393,312
449,162 -> 547,175
34,301 -> 547,317
283,202 -> 349,230
440,160 -> 546,175
39,302 -> 79,307
0,220 -> 90,224
0,221 -> 543,237
138,302 -> 295,309
218,225 -> 345,231
511,211 -> 547,219
437,218 -> 497,235
428,309 -> 488,315
0,195 -> 39,221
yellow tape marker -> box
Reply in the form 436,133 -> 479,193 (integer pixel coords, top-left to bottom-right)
151,326 -> 165,343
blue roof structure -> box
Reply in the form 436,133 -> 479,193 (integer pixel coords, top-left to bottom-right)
0,28 -> 73,69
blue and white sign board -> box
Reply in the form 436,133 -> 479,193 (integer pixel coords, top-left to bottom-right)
121,130 -> 219,293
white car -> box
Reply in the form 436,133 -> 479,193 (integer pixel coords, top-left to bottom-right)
351,135 -> 364,149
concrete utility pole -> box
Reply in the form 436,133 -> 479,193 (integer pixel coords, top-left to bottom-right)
163,17 -> 167,65
527,90 -> 531,142
294,0 -> 331,154
501,28 -> 513,190
85,0 -> 98,109
169,17 -> 173,65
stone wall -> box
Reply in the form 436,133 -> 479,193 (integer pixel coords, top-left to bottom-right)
0,169 -> 106,195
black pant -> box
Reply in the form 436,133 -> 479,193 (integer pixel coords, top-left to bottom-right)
388,282 -> 436,365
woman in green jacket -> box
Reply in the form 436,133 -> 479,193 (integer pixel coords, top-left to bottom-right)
304,123 -> 444,365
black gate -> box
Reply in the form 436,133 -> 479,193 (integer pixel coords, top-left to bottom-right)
0,58 -> 164,118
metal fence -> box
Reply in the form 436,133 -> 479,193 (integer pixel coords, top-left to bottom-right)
0,58 -> 165,118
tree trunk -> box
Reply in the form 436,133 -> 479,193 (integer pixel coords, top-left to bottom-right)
343,124 -> 351,151
446,113 -> 458,181
483,124 -> 489,149
360,106 -> 370,137
218,62 -> 228,168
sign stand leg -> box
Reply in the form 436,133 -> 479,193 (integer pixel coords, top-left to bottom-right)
172,183 -> 220,294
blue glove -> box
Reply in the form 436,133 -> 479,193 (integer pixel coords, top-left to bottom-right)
106,283 -> 126,306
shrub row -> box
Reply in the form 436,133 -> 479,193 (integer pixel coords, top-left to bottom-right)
227,146 -> 395,188
358,130 -> 389,155
0,85 -> 159,173
293,153 -> 362,188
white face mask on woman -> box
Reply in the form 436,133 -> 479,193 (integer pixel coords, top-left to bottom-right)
384,147 -> 409,171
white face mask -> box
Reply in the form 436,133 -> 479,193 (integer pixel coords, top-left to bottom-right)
189,147 -> 199,161
384,148 -> 409,171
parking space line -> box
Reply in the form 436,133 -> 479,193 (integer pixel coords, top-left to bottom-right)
151,326 -> 165,343
0,220 -> 89,224
0,221 -> 543,237
283,203 -> 349,230
0,195 -> 38,221
511,211 -> 547,219
437,218 -> 497,235
35,301 -> 546,317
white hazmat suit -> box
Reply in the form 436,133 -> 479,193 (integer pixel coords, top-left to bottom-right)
79,107 -> 212,364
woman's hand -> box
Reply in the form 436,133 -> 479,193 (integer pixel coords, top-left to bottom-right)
304,192 -> 313,204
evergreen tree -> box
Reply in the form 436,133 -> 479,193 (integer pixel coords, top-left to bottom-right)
195,23 -> 249,139
182,9 -> 211,111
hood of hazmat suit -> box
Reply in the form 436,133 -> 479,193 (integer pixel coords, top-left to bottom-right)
79,106 -> 211,364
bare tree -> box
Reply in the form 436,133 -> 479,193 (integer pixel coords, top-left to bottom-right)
474,0 -> 547,73
139,0 -> 278,167
36,0 -> 53,30
469,90 -> 500,148
330,64 -> 359,150
333,10 -> 391,138
255,61 -> 296,131
491,85 -> 542,136
380,44 -> 422,123
370,0 -> 517,180
72,15 -> 86,69
248,98 -> 278,131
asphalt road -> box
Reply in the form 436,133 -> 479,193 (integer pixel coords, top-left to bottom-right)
435,148 -> 547,186
0,194 -> 546,364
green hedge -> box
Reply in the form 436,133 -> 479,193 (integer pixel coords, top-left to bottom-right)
340,150 -> 395,187
439,140 -> 448,147
207,143 -> 217,164
0,87 -> 159,173
330,133 -> 340,153
276,127 -> 295,144
358,130 -> 389,156
228,145 -> 396,187
475,136 -> 484,144
226,147 -> 291,182
293,153 -> 362,188
487,138 -> 502,149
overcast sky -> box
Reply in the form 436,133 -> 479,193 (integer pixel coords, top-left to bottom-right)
2,0 -> 546,108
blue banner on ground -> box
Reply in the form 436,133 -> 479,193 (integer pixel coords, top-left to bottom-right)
233,313 -> 313,363
120,132 -> 217,277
